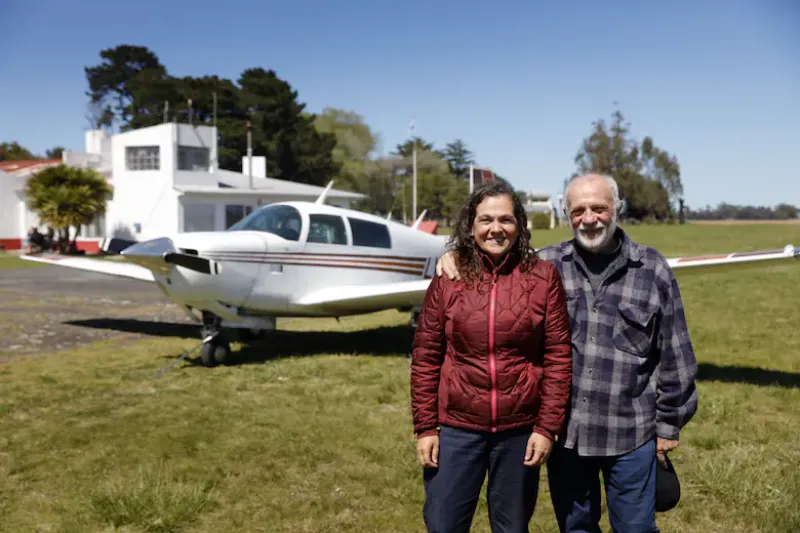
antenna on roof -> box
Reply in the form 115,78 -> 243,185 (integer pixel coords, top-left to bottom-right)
315,180 -> 334,205
411,209 -> 427,229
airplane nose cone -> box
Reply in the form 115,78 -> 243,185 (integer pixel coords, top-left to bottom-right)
120,237 -> 178,275
121,237 -> 177,256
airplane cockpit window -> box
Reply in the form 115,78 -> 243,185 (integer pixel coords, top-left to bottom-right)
307,214 -> 347,245
227,204 -> 303,241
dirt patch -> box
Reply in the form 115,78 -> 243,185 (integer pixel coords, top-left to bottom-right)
0,266 -> 196,362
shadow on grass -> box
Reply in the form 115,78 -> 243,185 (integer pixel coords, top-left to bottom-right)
66,318 -> 199,340
64,318 -> 413,361
697,363 -> 800,389
209,324 -> 413,365
64,320 -> 800,383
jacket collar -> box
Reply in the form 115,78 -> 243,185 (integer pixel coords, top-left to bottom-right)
561,226 -> 645,264
477,246 -> 520,277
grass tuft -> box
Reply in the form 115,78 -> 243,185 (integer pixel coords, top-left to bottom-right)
88,462 -> 216,533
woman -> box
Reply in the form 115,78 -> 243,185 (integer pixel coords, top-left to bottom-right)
410,181 -> 572,533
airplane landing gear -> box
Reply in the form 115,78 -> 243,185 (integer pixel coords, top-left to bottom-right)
199,336 -> 230,367
199,312 -> 230,367
409,306 -> 422,330
195,313 -> 274,367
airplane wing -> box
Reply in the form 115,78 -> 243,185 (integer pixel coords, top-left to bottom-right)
293,278 -> 433,315
665,244 -> 798,276
20,254 -> 155,282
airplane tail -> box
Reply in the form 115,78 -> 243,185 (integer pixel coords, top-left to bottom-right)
411,209 -> 439,235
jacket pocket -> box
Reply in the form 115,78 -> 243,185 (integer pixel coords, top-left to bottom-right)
443,364 -> 476,415
612,303 -> 656,356
512,364 -> 542,416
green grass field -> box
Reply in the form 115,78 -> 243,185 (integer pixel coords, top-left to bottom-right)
1,223 -> 799,533
0,252 -> 46,270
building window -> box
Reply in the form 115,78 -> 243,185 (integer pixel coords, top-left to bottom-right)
183,203 -> 215,232
225,204 -> 253,229
308,214 -> 347,245
125,146 -> 160,171
80,214 -> 106,238
178,146 -> 210,171
348,218 -> 391,249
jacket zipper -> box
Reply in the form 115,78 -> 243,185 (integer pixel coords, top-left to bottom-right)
488,274 -> 498,433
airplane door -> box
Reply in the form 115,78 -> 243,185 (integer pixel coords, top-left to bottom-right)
206,231 -> 269,308
239,232 -> 304,314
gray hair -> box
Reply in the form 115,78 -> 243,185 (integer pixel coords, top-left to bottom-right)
563,173 -> 622,212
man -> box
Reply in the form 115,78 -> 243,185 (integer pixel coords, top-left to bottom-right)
436,173 -> 698,532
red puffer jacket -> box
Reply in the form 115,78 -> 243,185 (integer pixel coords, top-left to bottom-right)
410,251 -> 572,440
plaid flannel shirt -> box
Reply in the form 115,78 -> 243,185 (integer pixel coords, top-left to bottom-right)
536,228 -> 698,457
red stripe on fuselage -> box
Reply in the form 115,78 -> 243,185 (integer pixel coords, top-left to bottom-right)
206,250 -> 428,264
211,253 -> 424,270
208,255 -> 425,276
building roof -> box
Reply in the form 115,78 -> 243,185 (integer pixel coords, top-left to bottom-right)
202,169 -> 365,199
526,191 -> 553,200
525,204 -> 553,213
0,159 -> 62,175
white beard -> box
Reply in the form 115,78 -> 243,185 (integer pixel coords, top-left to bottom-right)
572,214 -> 617,253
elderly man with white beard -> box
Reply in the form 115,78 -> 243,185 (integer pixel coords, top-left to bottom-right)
435,173 -> 698,533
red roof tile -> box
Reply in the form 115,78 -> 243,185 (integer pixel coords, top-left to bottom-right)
0,159 -> 62,174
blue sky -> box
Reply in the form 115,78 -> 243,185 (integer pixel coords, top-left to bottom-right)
1,0 -> 798,209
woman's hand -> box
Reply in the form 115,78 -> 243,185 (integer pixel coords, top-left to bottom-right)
523,432 -> 552,467
417,434 -> 440,468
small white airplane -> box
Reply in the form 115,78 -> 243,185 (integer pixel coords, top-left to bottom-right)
20,183 -> 799,367
22,184 -> 448,366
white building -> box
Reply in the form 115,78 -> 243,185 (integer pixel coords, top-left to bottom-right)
0,123 -> 364,252
0,159 -> 65,251
524,191 -> 558,230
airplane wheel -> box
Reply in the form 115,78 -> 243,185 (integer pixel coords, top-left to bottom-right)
200,338 -> 230,367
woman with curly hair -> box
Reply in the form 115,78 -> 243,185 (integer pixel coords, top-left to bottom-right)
410,180 -> 572,533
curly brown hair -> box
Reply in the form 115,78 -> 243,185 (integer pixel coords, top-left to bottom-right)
447,180 -> 536,285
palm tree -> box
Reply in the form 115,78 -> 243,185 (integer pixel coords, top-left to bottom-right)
25,164 -> 113,254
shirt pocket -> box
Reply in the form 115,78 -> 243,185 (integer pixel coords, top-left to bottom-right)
612,303 -> 656,356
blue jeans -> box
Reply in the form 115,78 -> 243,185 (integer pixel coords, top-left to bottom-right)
547,439 -> 659,533
422,424 -> 541,533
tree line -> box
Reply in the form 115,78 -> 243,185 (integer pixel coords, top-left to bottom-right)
3,44 -> 796,224
0,142 -> 64,161
687,203 -> 798,220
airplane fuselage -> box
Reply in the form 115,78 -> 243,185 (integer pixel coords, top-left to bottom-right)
128,201 -> 449,320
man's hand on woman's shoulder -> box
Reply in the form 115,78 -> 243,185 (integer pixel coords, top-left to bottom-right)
435,251 -> 461,280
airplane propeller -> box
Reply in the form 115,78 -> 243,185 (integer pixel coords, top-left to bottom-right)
118,237 -> 221,276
